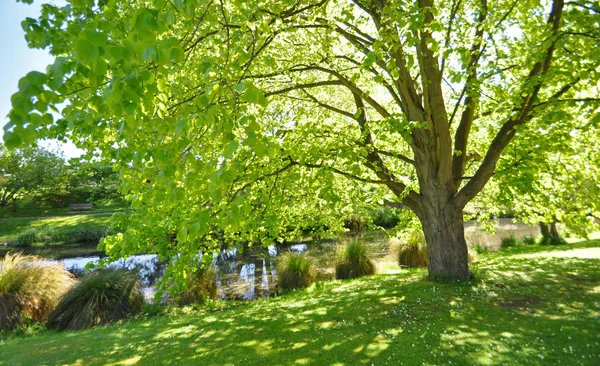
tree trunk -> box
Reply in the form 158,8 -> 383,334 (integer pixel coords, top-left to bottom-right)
539,221 -> 561,244
417,201 -> 470,280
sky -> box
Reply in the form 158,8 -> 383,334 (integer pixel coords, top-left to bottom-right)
0,0 -> 83,160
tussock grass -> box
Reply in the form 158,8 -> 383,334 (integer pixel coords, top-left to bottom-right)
395,230 -> 428,268
176,266 -> 218,306
335,241 -> 376,279
0,253 -> 75,330
47,269 -> 144,330
276,252 -> 316,290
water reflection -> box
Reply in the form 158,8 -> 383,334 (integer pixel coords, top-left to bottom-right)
47,220 -> 539,302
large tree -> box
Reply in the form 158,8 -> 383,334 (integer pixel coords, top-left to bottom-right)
4,0 -> 600,279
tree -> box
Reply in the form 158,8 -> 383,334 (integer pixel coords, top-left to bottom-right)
4,0 -> 600,279
474,108 -> 600,243
0,144 -> 67,209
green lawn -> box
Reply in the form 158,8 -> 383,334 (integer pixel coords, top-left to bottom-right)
1,240 -> 599,365
0,215 -> 113,258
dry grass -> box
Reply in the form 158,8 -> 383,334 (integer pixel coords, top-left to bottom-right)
47,269 -> 144,330
0,253 -> 75,330
176,266 -> 218,306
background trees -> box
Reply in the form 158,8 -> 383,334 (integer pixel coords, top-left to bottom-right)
4,0 -> 600,279
0,144 -> 67,209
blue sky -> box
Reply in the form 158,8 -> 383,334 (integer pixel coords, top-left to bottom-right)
0,0 -> 82,159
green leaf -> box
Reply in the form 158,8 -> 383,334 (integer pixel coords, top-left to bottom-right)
26,71 -> 47,88
242,86 -> 268,107
74,39 -> 99,64
83,30 -> 108,47
142,45 -> 158,62
3,132 -> 22,148
223,141 -> 239,158
176,225 -> 188,243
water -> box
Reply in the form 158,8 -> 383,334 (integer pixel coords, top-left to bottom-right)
49,220 -> 539,302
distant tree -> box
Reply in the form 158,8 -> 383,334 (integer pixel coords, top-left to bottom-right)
0,144 -> 67,210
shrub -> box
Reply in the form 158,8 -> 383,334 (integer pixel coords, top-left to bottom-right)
500,235 -> 518,249
0,253 -> 75,330
370,207 -> 400,228
176,266 -> 218,306
335,241 -> 376,279
397,230 -> 428,268
472,243 -> 490,254
8,224 -> 113,247
522,236 -> 536,245
276,252 -> 316,290
12,229 -> 38,248
47,269 -> 144,330
343,214 -> 368,232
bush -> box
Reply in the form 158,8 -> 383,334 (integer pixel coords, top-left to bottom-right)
343,214 -> 368,232
8,224 -> 112,247
176,266 -> 218,306
472,243 -> 490,254
47,269 -> 144,330
370,207 -> 400,229
500,235 -> 518,249
276,252 -> 316,290
522,236 -> 536,245
335,241 -> 376,279
396,230 -> 428,268
0,253 -> 75,330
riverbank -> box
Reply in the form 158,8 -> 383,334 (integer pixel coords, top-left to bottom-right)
1,240 -> 598,365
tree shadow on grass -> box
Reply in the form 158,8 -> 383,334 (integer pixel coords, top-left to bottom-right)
1,253 -> 599,365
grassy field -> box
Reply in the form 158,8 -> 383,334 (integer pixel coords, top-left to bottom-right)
0,215 -> 113,258
1,240 -> 598,365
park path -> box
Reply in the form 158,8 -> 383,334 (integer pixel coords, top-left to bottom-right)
0,211 -> 118,220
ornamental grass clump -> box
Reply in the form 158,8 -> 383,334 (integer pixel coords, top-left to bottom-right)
47,269 -> 144,330
276,252 -> 316,290
0,253 -> 75,330
176,266 -> 218,306
396,230 -> 428,268
335,241 -> 376,280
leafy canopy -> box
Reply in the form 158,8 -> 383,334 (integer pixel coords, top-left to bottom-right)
4,0 -> 600,283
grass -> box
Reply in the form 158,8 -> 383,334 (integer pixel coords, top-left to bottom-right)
47,270 -> 144,331
0,253 -> 75,330
335,241 -> 376,279
0,239 -> 598,364
395,230 -> 428,268
0,199 -> 127,219
0,215 -> 113,258
276,252 -> 317,290
176,266 -> 218,306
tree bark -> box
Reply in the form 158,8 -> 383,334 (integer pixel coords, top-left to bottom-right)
539,222 -> 561,244
416,199 -> 470,280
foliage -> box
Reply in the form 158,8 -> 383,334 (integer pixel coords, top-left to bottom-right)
5,0 -> 600,281
522,236 -> 536,245
343,214 -> 369,233
7,223 -> 113,247
471,243 -> 490,255
370,207 -> 401,229
276,252 -> 316,290
335,241 -> 376,279
0,253 -> 75,330
176,266 -> 218,306
396,230 -> 428,268
47,270 -> 144,331
500,235 -> 519,249
0,144 -> 68,208
2,240 -> 600,365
